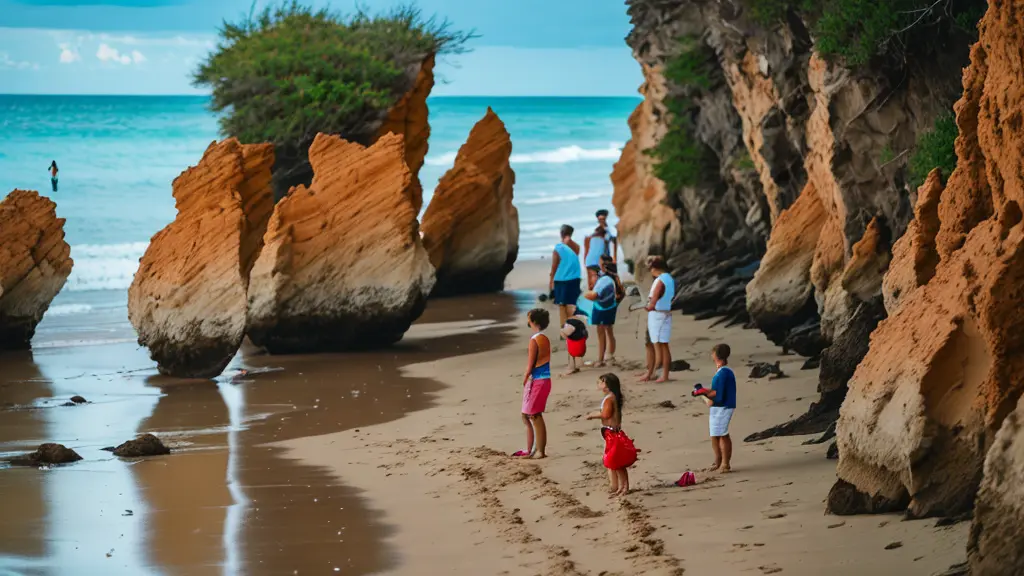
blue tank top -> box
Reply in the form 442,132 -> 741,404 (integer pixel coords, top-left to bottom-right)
553,243 -> 581,281
655,272 -> 675,311
530,333 -> 551,379
593,275 -> 617,311
586,237 -> 606,267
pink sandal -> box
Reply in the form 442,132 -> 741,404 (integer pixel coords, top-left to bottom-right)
511,450 -> 531,458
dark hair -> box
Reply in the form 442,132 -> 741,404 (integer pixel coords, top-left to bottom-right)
596,209 -> 609,218
50,161 -> 58,169
600,254 -> 617,275
712,343 -> 731,362
560,224 -> 574,238
646,255 -> 667,272
528,308 -> 550,330
600,373 -> 624,410
593,226 -> 606,237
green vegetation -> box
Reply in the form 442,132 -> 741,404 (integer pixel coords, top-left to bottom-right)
644,36 -> 714,192
908,112 -> 958,189
193,1 -> 473,193
735,150 -> 757,171
744,0 -> 986,67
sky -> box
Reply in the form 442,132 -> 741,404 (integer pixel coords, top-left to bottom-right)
0,0 -> 643,96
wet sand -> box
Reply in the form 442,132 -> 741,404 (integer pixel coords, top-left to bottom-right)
281,267 -> 970,576
0,272 -> 536,575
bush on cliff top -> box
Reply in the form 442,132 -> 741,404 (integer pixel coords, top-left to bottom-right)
745,0 -> 985,67
908,112 -> 958,190
193,1 -> 472,193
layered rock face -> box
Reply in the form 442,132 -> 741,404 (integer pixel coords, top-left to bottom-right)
247,132 -> 435,353
0,190 -> 73,349
128,139 -> 274,378
376,54 -> 435,212
421,108 -> 518,296
833,0 -> 1024,519
616,0 -> 972,440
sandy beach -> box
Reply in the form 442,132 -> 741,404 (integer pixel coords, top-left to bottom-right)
281,259 -> 969,576
1,259 -> 968,575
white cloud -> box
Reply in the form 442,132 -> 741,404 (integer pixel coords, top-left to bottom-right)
96,43 -> 134,65
58,43 -> 81,64
0,52 -> 39,70
131,50 -> 146,64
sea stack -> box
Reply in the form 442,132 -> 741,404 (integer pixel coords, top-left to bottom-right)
421,107 -> 519,297
128,139 -> 274,378
0,189 -> 74,349
246,132 -> 435,353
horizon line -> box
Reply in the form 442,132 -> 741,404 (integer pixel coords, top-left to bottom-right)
0,93 -> 641,99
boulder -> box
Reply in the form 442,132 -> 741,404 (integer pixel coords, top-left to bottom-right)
8,443 -> 82,466
0,190 -> 73,349
421,108 -> 518,296
970,396 -> 1024,574
247,132 -> 435,353
108,433 -> 171,457
832,0 -> 1024,518
128,139 -> 274,378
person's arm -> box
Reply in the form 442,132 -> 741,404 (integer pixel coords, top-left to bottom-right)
702,372 -> 721,400
522,339 -> 538,386
646,280 -> 664,311
549,250 -> 560,290
587,397 -> 614,420
560,323 -> 575,339
584,236 -> 591,261
582,290 -> 598,301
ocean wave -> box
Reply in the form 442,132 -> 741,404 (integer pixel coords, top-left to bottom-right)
45,304 -> 94,316
425,143 -> 624,167
518,190 -> 612,206
66,242 -> 148,292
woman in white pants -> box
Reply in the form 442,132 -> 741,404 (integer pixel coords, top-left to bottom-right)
638,255 -> 674,382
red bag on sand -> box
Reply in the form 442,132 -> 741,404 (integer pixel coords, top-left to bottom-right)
602,427 -> 638,470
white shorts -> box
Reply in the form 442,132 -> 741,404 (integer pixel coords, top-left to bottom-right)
647,311 -> 672,343
709,407 -> 735,437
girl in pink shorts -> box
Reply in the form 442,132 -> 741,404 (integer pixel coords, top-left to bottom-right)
517,309 -> 552,459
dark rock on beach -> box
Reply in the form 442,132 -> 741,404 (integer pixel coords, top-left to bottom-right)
105,433 -> 171,458
69,395 -> 87,404
8,443 -> 83,466
668,359 -> 690,372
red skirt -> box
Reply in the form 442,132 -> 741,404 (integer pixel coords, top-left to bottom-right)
567,337 -> 586,358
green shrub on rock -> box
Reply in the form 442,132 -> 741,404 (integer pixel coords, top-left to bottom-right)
908,112 -> 958,190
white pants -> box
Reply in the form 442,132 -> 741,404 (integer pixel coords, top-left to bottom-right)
647,311 -> 672,343
709,407 -> 735,437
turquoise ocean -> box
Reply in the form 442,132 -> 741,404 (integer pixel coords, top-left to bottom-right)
0,95 -> 637,306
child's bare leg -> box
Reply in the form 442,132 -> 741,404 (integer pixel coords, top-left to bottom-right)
721,435 -> 733,472
637,342 -> 656,381
530,414 -> 547,458
607,469 -> 619,495
655,343 -> 671,382
558,305 -> 568,336
707,437 -> 722,471
596,326 -> 607,366
520,413 -> 535,455
615,469 -> 630,496
607,326 -> 616,359
561,355 -> 578,376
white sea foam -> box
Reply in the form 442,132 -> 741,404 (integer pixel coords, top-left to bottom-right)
425,142 -> 625,167
517,190 -> 612,206
45,303 -> 94,316
65,242 -> 148,292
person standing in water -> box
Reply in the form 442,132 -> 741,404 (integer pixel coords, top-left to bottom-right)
584,226 -> 608,290
640,255 -> 675,383
549,224 -> 582,331
48,161 -> 59,192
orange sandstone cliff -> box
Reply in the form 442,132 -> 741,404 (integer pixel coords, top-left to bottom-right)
0,190 -> 74,349
421,108 -> 518,297
375,54 -> 436,212
246,132 -> 434,353
128,139 -> 274,378
832,0 -> 1024,521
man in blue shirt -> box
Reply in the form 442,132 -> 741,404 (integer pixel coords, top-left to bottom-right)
695,343 -> 737,472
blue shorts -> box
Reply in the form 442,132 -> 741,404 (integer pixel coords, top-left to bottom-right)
553,279 -> 581,306
591,306 -> 617,326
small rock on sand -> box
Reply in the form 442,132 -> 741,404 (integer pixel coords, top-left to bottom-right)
8,443 -> 82,466
884,541 -> 903,550
669,359 -> 691,372
70,395 -> 87,404
748,361 -> 784,379
658,400 -> 677,409
104,433 -> 171,457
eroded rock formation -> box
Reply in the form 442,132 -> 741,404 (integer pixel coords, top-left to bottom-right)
0,190 -> 73,349
376,54 -> 435,212
832,0 -> 1024,519
615,0 -> 973,441
247,132 -> 434,353
128,139 -> 274,378
421,108 -> 518,296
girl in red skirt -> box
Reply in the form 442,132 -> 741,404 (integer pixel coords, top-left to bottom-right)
586,373 -> 636,497
559,306 -> 589,376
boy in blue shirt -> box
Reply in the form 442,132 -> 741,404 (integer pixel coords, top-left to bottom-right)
694,343 -> 736,472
